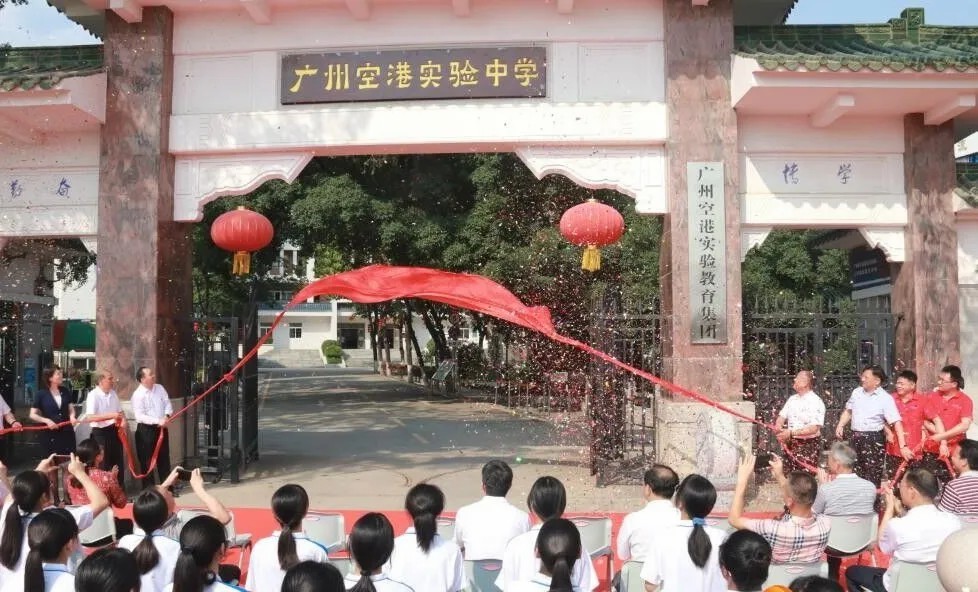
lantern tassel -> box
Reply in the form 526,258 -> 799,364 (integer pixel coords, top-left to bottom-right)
232,251 -> 251,275
581,245 -> 601,272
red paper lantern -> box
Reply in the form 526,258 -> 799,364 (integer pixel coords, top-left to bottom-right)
558,199 -> 625,271
210,206 -> 274,275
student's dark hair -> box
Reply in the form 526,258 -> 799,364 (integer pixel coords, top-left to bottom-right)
676,474 -> 717,569
896,370 -> 918,384
788,472 -> 818,507
536,518 -> 581,592
24,509 -> 78,592
790,574 -> 844,592
70,438 -> 101,488
405,483 -> 444,554
719,530 -> 771,591
172,515 -> 226,592
282,560 -> 345,592
643,464 -> 679,499
862,365 -> 886,384
527,476 -> 567,522
0,470 -> 51,569
481,460 -> 514,497
75,547 -> 142,592
131,488 -> 170,574
904,467 -> 940,500
41,366 -> 60,388
273,484 -> 310,570
941,365 -> 965,389
348,512 -> 394,592
959,439 -> 978,471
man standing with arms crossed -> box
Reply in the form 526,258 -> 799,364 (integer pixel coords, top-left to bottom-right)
835,365 -> 909,487
131,367 -> 173,489
774,370 -> 825,474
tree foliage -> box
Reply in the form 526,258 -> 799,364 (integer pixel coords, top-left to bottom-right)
742,230 -> 850,304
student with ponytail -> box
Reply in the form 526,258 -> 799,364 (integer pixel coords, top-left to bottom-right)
388,483 -> 463,592
282,561 -> 345,592
164,515 -> 242,592
117,488 -> 181,592
718,530 -> 771,592
640,474 -> 727,592
344,513 -> 411,592
246,484 -> 328,592
0,455 -> 108,585
509,518 -> 582,592
75,548 -> 142,592
19,508 -> 79,592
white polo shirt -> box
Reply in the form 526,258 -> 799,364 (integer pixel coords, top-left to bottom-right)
454,496 -> 530,560
508,573 -> 581,592
1,562 -> 74,592
879,504 -> 961,591
0,503 -> 94,587
616,499 -> 681,561
846,387 -> 901,432
245,531 -> 329,592
85,386 -> 122,429
118,531 -> 181,592
343,573 -> 414,591
778,391 -> 826,435
387,528 -> 464,592
639,521 -> 728,592
494,523 -> 598,591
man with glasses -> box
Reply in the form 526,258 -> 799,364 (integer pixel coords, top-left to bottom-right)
85,369 -> 127,488
922,365 -> 973,484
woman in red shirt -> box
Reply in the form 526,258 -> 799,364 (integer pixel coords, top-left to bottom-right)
65,438 -> 133,537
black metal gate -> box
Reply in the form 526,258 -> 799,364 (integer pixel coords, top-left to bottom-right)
744,295 -> 895,451
588,293 -> 662,486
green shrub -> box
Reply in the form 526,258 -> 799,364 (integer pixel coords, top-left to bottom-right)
322,339 -> 343,363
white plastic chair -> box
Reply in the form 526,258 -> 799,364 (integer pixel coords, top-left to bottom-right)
463,559 -> 502,592
571,516 -> 613,584
889,561 -> 941,592
619,560 -> 644,592
763,561 -> 827,588
826,514 -> 879,567
705,515 -> 736,535
955,514 -> 978,528
437,516 -> 456,542
329,556 -> 354,577
79,508 -> 116,546
224,512 -> 252,568
304,512 -> 346,554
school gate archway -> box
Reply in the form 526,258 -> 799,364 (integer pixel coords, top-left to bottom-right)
2,0 -> 976,485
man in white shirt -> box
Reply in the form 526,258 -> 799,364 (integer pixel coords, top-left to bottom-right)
85,369 -> 126,488
131,367 -> 174,488
774,370 -> 825,475
454,460 -> 530,560
844,468 -> 961,592
616,464 -> 680,562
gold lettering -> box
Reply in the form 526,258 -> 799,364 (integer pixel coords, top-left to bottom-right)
419,61 -> 443,89
449,60 -> 479,87
289,64 -> 319,93
323,64 -> 350,91
485,58 -> 508,87
387,61 -> 414,89
356,63 -> 381,89
513,57 -> 539,87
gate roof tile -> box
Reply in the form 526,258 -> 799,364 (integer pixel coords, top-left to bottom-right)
0,45 -> 103,91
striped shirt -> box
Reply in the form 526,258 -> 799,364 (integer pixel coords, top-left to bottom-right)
743,514 -> 831,564
812,473 -> 877,516
938,471 -> 978,515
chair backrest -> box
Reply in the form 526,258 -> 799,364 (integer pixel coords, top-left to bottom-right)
891,561 -> 940,592
763,562 -> 826,588
570,516 -> 612,555
956,514 -> 978,529
304,512 -> 346,549
437,516 -> 456,542
619,561 -> 645,592
329,557 -> 354,577
463,559 -> 502,592
705,516 -> 736,535
827,514 -> 878,554
79,509 -> 116,546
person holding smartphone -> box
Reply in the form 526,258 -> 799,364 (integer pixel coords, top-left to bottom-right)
131,367 -> 173,489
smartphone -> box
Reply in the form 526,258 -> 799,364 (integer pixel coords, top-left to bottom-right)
52,455 -> 71,464
176,468 -> 193,481
754,452 -> 773,471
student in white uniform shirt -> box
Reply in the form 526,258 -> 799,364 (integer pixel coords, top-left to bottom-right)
117,488 -> 181,592
717,530 -> 771,592
344,513 -> 413,592
454,460 -> 530,560
640,474 -> 728,592
388,484 -> 463,592
163,515 -> 244,592
0,455 -> 109,587
495,477 -> 598,591
616,464 -> 680,562
282,561 -> 345,592
3,508 -> 79,592
508,518 -> 583,592
246,484 -> 329,592
74,547 -> 142,592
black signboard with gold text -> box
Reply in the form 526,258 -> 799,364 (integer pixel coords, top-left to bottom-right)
281,46 -> 547,104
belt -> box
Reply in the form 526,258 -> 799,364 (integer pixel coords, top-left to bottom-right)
852,430 -> 884,435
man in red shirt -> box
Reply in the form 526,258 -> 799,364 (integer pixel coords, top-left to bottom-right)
884,370 -> 941,480
923,365 -> 974,484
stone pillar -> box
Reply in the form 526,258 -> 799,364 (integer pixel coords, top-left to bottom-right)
891,115 -> 960,385
658,0 -> 751,504
96,8 -> 193,411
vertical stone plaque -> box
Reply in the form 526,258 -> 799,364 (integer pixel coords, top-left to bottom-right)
688,162 -> 727,344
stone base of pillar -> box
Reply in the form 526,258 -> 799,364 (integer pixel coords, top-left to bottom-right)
655,397 -> 754,510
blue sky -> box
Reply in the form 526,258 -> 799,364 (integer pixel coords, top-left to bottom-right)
2,0 -> 978,47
